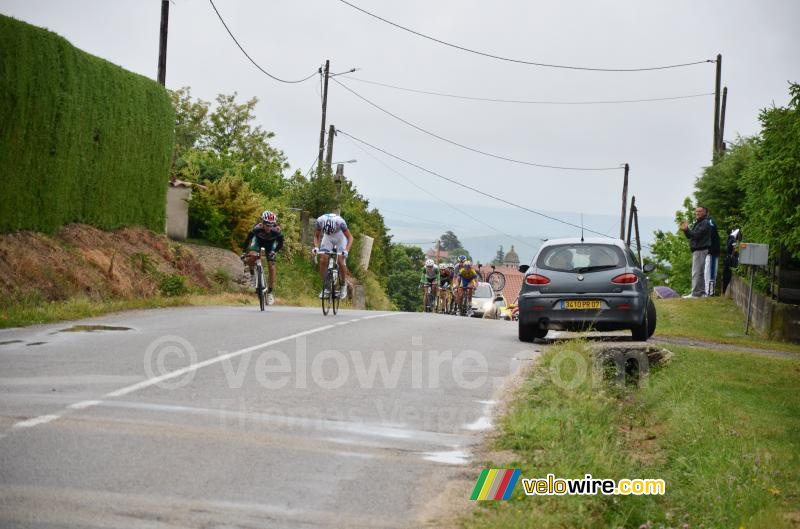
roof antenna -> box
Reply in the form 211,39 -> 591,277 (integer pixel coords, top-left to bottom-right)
580,213 -> 584,243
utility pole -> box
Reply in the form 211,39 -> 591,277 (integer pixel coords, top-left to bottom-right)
157,0 -> 170,86
713,54 -> 722,159
718,86 -> 728,153
619,163 -> 629,240
325,125 -> 335,170
317,60 -> 330,173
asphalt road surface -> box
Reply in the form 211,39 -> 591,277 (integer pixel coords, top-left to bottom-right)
0,306 -> 542,528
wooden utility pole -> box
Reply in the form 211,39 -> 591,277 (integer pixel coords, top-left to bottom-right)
713,54 -> 722,159
633,202 -> 642,266
317,60 -> 330,172
718,86 -> 728,153
157,0 -> 170,86
619,163 -> 629,240
626,196 -> 636,247
325,125 -> 335,170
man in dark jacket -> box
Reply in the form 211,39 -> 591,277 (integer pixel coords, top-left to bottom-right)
680,206 -> 719,298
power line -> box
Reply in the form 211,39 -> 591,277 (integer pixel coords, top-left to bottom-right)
378,207 -> 474,232
339,129 -> 627,242
332,78 -> 621,171
338,76 -> 715,105
337,0 -> 714,72
342,133 -> 540,250
208,0 -> 318,84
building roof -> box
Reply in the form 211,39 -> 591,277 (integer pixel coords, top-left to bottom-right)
477,264 -> 524,304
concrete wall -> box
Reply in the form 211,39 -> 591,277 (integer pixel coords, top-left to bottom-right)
730,274 -> 800,343
166,186 -> 191,241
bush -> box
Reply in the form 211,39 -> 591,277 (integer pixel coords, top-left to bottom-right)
0,15 -> 174,234
188,176 -> 263,251
159,274 -> 188,297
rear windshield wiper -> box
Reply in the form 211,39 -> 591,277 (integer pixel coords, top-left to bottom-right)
576,265 -> 619,273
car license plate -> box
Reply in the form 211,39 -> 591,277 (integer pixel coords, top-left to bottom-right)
563,300 -> 601,309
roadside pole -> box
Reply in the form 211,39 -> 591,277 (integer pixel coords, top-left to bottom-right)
157,0 -> 169,86
718,87 -> 728,152
325,124 -> 335,171
620,163 -> 629,240
713,54 -> 722,159
317,60 -> 330,172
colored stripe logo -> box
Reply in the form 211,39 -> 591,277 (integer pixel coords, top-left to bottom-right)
470,469 -> 521,500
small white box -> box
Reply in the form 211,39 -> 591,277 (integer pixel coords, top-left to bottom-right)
739,242 -> 769,266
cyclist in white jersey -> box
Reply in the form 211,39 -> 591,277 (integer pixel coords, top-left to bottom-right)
313,213 -> 354,299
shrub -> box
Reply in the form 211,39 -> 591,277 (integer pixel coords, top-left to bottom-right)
158,274 -> 188,297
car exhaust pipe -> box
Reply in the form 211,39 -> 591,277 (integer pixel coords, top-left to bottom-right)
538,318 -> 549,330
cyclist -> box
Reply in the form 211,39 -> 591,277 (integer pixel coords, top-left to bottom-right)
241,210 -> 284,305
438,263 -> 454,313
455,260 -> 478,316
419,259 -> 439,309
313,213 -> 354,299
453,254 -> 467,276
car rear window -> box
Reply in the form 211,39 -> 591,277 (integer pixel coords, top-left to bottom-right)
474,284 -> 493,298
536,244 -> 625,273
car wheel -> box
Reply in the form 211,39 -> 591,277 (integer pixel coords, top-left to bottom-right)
646,298 -> 657,338
631,305 -> 649,341
519,323 -> 536,342
519,323 -> 547,342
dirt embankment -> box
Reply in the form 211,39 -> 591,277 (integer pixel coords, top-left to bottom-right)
0,224 -> 216,304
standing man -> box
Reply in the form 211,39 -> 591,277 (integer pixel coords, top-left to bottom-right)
680,206 -> 719,298
241,210 -> 284,305
313,213 -> 354,299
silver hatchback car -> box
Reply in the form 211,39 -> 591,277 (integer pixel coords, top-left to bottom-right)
517,238 -> 656,342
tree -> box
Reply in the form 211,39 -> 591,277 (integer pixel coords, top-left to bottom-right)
386,245 -> 425,311
170,90 -> 290,198
440,230 -> 462,251
492,245 -> 505,265
649,198 -> 694,294
741,82 -> 800,260
694,137 -> 756,238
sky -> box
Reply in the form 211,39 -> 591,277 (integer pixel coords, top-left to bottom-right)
2,0 -> 798,259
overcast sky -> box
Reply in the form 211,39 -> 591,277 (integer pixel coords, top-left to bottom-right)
2,0 -> 798,248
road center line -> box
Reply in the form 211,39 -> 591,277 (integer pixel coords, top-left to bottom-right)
8,313 -> 403,433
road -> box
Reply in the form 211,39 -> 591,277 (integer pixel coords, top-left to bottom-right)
0,306 -> 541,528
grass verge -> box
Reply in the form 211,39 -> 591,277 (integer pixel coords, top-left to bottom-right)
654,297 -> 800,353
464,341 -> 800,529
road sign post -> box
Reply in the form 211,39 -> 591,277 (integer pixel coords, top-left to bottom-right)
740,243 -> 769,335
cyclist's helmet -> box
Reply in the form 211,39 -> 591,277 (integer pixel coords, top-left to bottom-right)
425,259 -> 434,268
458,255 -> 467,263
261,210 -> 277,225
464,260 -> 472,268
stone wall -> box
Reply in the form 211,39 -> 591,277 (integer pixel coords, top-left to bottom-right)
729,274 -> 800,343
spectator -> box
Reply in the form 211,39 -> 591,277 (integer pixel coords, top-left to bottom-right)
680,206 -> 719,298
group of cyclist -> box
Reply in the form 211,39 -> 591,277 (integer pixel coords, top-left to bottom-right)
419,255 -> 479,315
241,208 -> 479,313
241,210 -> 352,305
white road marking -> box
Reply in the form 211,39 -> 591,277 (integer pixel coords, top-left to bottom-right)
423,450 -> 470,465
12,415 -> 60,429
6,314 -> 403,434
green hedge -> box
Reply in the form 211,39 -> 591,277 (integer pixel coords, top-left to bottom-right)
0,15 -> 174,233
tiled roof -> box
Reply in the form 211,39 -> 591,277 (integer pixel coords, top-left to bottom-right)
479,264 -> 524,303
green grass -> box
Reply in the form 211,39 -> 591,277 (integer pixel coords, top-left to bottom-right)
654,297 -> 800,353
464,341 -> 800,529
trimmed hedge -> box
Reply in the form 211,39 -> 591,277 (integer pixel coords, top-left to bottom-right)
0,15 -> 174,233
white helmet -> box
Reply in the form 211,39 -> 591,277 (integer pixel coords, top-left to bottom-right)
425,259 -> 435,267
261,210 -> 277,225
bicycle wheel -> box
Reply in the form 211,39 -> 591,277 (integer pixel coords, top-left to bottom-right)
256,264 -> 266,311
331,271 -> 340,315
487,271 -> 506,293
322,270 -> 332,315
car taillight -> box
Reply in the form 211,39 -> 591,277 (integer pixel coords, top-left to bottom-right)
525,274 -> 550,285
612,273 -> 638,284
